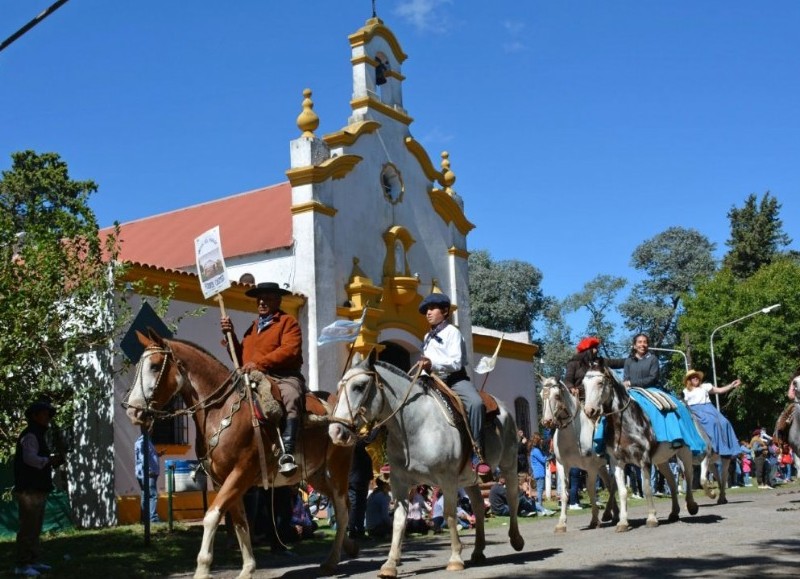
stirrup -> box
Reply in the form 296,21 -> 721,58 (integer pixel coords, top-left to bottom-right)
278,453 -> 297,474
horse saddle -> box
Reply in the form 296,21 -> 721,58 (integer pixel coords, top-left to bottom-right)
630,387 -> 677,412
428,374 -> 500,422
249,371 -> 329,425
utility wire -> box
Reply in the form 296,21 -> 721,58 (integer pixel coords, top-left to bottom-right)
0,0 -> 70,54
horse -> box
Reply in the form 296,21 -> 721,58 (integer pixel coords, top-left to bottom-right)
538,376 -> 619,533
582,369 -> 702,532
327,350 -> 523,578
124,331 -> 355,579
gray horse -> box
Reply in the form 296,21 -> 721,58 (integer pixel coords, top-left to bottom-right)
328,351 -> 523,578
539,376 -> 619,532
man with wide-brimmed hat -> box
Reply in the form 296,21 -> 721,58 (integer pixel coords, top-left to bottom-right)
13,400 -> 63,577
220,281 -> 306,475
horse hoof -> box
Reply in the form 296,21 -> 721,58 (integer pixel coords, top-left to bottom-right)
668,513 -> 680,523
615,523 -> 630,533
554,525 -> 567,534
378,566 -> 398,579
318,563 -> 336,577
601,513 -> 613,522
717,497 -> 728,505
688,502 -> 699,516
646,519 -> 659,528
343,538 -> 359,557
446,562 -> 465,571
588,520 -> 599,529
470,552 -> 487,565
510,534 -> 525,552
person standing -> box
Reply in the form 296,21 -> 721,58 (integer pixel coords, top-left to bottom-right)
13,401 -> 64,577
418,293 -> 490,477
347,438 -> 373,540
528,433 -> 555,516
221,281 -> 306,475
134,426 -> 163,523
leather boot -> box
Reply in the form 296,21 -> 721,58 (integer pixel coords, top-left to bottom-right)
278,417 -> 299,475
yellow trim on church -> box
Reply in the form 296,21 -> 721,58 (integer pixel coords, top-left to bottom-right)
348,17 -> 408,64
405,137 -> 443,182
324,120 -> 382,147
473,334 -> 539,361
429,188 -> 476,235
285,154 -> 363,186
291,201 -> 337,217
350,96 -> 413,125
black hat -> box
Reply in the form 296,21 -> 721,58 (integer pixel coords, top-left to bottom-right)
25,401 -> 56,420
418,292 -> 451,314
245,282 -> 291,298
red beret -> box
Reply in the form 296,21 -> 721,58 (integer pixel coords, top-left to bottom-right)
576,337 -> 600,353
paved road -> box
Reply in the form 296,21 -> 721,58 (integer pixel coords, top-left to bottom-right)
171,483 -> 800,578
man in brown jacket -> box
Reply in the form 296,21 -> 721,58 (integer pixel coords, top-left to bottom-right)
221,282 -> 305,475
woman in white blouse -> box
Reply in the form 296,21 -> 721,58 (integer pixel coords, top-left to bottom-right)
682,370 -> 741,456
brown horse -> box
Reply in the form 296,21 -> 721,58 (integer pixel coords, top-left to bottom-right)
125,330 -> 355,579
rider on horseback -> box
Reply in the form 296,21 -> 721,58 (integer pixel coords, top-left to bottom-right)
220,281 -> 306,475
417,292 -> 491,478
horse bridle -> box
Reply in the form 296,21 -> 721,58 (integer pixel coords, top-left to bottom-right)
585,369 -> 631,418
330,367 -> 386,438
541,381 -> 580,429
122,343 -> 240,420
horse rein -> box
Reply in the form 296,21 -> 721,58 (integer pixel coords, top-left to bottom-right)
122,343 -> 241,420
331,363 -> 424,440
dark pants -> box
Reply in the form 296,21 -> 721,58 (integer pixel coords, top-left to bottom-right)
15,490 -> 47,566
348,483 -> 369,537
753,454 -> 768,485
625,464 -> 643,496
569,467 -> 583,505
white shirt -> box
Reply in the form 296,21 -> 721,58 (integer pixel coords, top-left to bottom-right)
683,382 -> 713,405
421,324 -> 468,378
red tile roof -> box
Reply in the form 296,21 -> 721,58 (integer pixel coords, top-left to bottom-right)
102,182 -> 292,270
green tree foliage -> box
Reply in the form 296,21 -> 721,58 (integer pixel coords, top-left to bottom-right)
562,274 -> 627,351
536,301 -> 574,379
723,192 -> 791,280
677,258 -> 799,431
0,151 -> 121,459
467,249 -> 546,336
619,227 -> 715,347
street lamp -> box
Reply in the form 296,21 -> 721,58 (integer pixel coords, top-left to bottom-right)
709,303 -> 781,409
650,347 -> 690,373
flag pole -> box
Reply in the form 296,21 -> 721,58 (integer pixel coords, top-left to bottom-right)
479,335 -> 504,392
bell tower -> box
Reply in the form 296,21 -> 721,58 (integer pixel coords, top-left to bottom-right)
347,16 -> 410,125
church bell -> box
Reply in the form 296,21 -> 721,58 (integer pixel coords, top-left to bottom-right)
375,58 -> 387,86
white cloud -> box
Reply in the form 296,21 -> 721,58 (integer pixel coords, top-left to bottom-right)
419,126 -> 455,146
502,19 -> 529,53
394,0 -> 454,33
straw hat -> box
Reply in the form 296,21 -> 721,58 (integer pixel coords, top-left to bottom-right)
683,369 -> 704,385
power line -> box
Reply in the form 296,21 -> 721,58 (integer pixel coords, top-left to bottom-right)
0,0 -> 70,54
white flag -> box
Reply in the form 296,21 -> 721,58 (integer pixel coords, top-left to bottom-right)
474,335 -> 504,374
317,308 -> 367,346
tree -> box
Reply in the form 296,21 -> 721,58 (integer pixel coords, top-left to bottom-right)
722,192 -> 791,280
0,151 -> 121,460
468,249 -> 546,336
677,258 -> 800,431
619,227 -> 715,347
562,274 -> 627,354
536,300 -> 574,379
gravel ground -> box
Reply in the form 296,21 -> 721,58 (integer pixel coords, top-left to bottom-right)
170,482 -> 800,578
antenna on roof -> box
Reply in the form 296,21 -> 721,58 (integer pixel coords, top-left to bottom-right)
372,0 -> 377,18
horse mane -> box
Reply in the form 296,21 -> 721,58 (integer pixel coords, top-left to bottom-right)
167,338 -> 231,374
374,360 -> 411,380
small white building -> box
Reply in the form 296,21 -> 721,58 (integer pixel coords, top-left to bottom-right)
102,16 -> 538,524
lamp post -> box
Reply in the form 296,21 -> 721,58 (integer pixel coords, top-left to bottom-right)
650,347 -> 689,373
709,303 -> 781,409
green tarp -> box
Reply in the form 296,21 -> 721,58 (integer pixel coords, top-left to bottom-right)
0,463 -> 74,538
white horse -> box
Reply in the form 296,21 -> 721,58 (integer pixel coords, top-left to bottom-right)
328,351 -> 524,578
539,376 -> 619,533
582,369 -> 701,532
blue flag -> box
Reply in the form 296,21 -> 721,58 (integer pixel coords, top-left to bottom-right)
317,308 -> 367,346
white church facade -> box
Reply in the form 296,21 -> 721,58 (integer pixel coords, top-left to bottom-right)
106,17 -> 539,524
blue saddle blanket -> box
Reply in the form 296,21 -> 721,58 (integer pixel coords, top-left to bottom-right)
594,388 -> 707,456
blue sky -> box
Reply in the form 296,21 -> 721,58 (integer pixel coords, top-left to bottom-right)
2,1 -> 798,337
